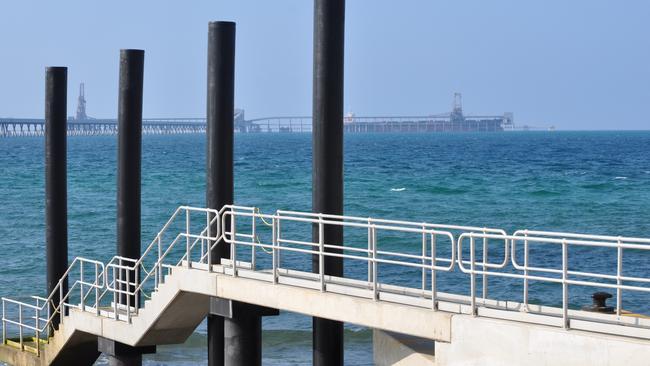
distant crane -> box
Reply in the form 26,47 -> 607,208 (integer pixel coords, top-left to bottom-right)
450,92 -> 465,123
75,83 -> 88,121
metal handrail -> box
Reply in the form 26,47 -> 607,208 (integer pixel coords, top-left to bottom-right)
1,257 -> 104,354
457,232 -> 650,327
4,204 -> 650,352
104,206 -> 220,322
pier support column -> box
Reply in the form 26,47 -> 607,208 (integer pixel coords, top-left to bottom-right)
312,0 -> 345,365
114,49 -> 148,366
206,21 -> 277,366
98,338 -> 155,366
45,67 -> 68,332
206,21 -> 235,366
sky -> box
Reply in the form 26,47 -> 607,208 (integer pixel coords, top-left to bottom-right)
0,0 -> 649,130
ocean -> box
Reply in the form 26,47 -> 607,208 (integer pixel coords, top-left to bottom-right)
1,131 -> 649,364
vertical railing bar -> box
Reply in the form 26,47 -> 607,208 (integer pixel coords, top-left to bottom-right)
372,226 -> 378,301
207,212 -> 213,273
80,260 -> 84,312
113,266 -> 118,320
186,209 -> 191,269
18,304 -> 22,350
35,306 -> 39,356
251,212 -> 257,270
367,218 -> 372,285
562,239 -> 569,329
482,229 -> 488,301
319,215 -> 325,292
470,235 -> 476,316
201,237 -> 205,264
276,211 -> 282,268
2,300 -> 5,345
59,279 -> 63,319
617,237 -> 622,317
523,231 -> 529,310
135,261 -> 139,316
272,216 -> 278,284
158,234 -> 163,282
95,262 -> 99,316
126,269 -> 131,323
231,213 -> 237,277
421,224 -> 426,292
431,233 -> 437,310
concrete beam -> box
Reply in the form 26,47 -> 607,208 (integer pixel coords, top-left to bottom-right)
209,298 -> 279,318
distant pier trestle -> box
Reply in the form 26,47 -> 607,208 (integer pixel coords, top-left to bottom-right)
0,114 -> 517,137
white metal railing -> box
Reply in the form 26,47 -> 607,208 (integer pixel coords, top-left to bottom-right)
3,204 -> 650,354
103,206 -> 221,322
1,257 -> 104,355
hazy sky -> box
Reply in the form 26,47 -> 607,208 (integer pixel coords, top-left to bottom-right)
0,1 -> 648,130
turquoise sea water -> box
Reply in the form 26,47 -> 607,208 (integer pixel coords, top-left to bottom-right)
1,131 -> 649,364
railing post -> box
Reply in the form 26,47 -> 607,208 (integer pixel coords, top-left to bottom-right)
367,218 -> 372,284
482,229 -> 488,301
251,213 -> 257,270
272,217 -> 278,284
59,282 -> 63,316
470,235 -> 477,316
231,214 -> 237,276
431,233 -> 437,310
276,212 -> 282,267
18,304 -> 23,350
319,215 -> 325,292
523,231 -> 529,310
113,267 -> 118,320
421,224 -> 426,292
616,237 -> 622,317
158,235 -> 163,282
207,213 -> 213,273
95,262 -> 99,316
186,209 -> 192,269
372,226 -> 378,301
2,300 -> 5,345
35,306 -> 40,356
127,269 -> 131,323
80,260 -> 85,312
562,239 -> 569,329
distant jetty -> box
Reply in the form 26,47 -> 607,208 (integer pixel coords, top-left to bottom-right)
0,92 -> 530,137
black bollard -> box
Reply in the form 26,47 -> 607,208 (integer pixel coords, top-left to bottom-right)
206,21 -> 235,366
582,292 -> 615,314
113,49 -> 145,366
312,0 -> 345,365
45,67 -> 68,332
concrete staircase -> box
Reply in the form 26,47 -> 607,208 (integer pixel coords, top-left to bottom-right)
0,267 -> 211,366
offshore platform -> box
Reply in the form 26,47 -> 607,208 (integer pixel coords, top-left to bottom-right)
0,87 -> 517,137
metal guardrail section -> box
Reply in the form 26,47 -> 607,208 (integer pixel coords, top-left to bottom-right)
1,257 -> 104,355
3,205 -> 650,356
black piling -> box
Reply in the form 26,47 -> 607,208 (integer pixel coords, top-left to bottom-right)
45,67 -> 68,332
206,21 -> 235,366
205,20 -> 276,366
113,49 -> 145,366
311,0 -> 346,365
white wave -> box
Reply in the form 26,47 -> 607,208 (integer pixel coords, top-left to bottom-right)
390,187 -> 406,192
614,176 -> 628,180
